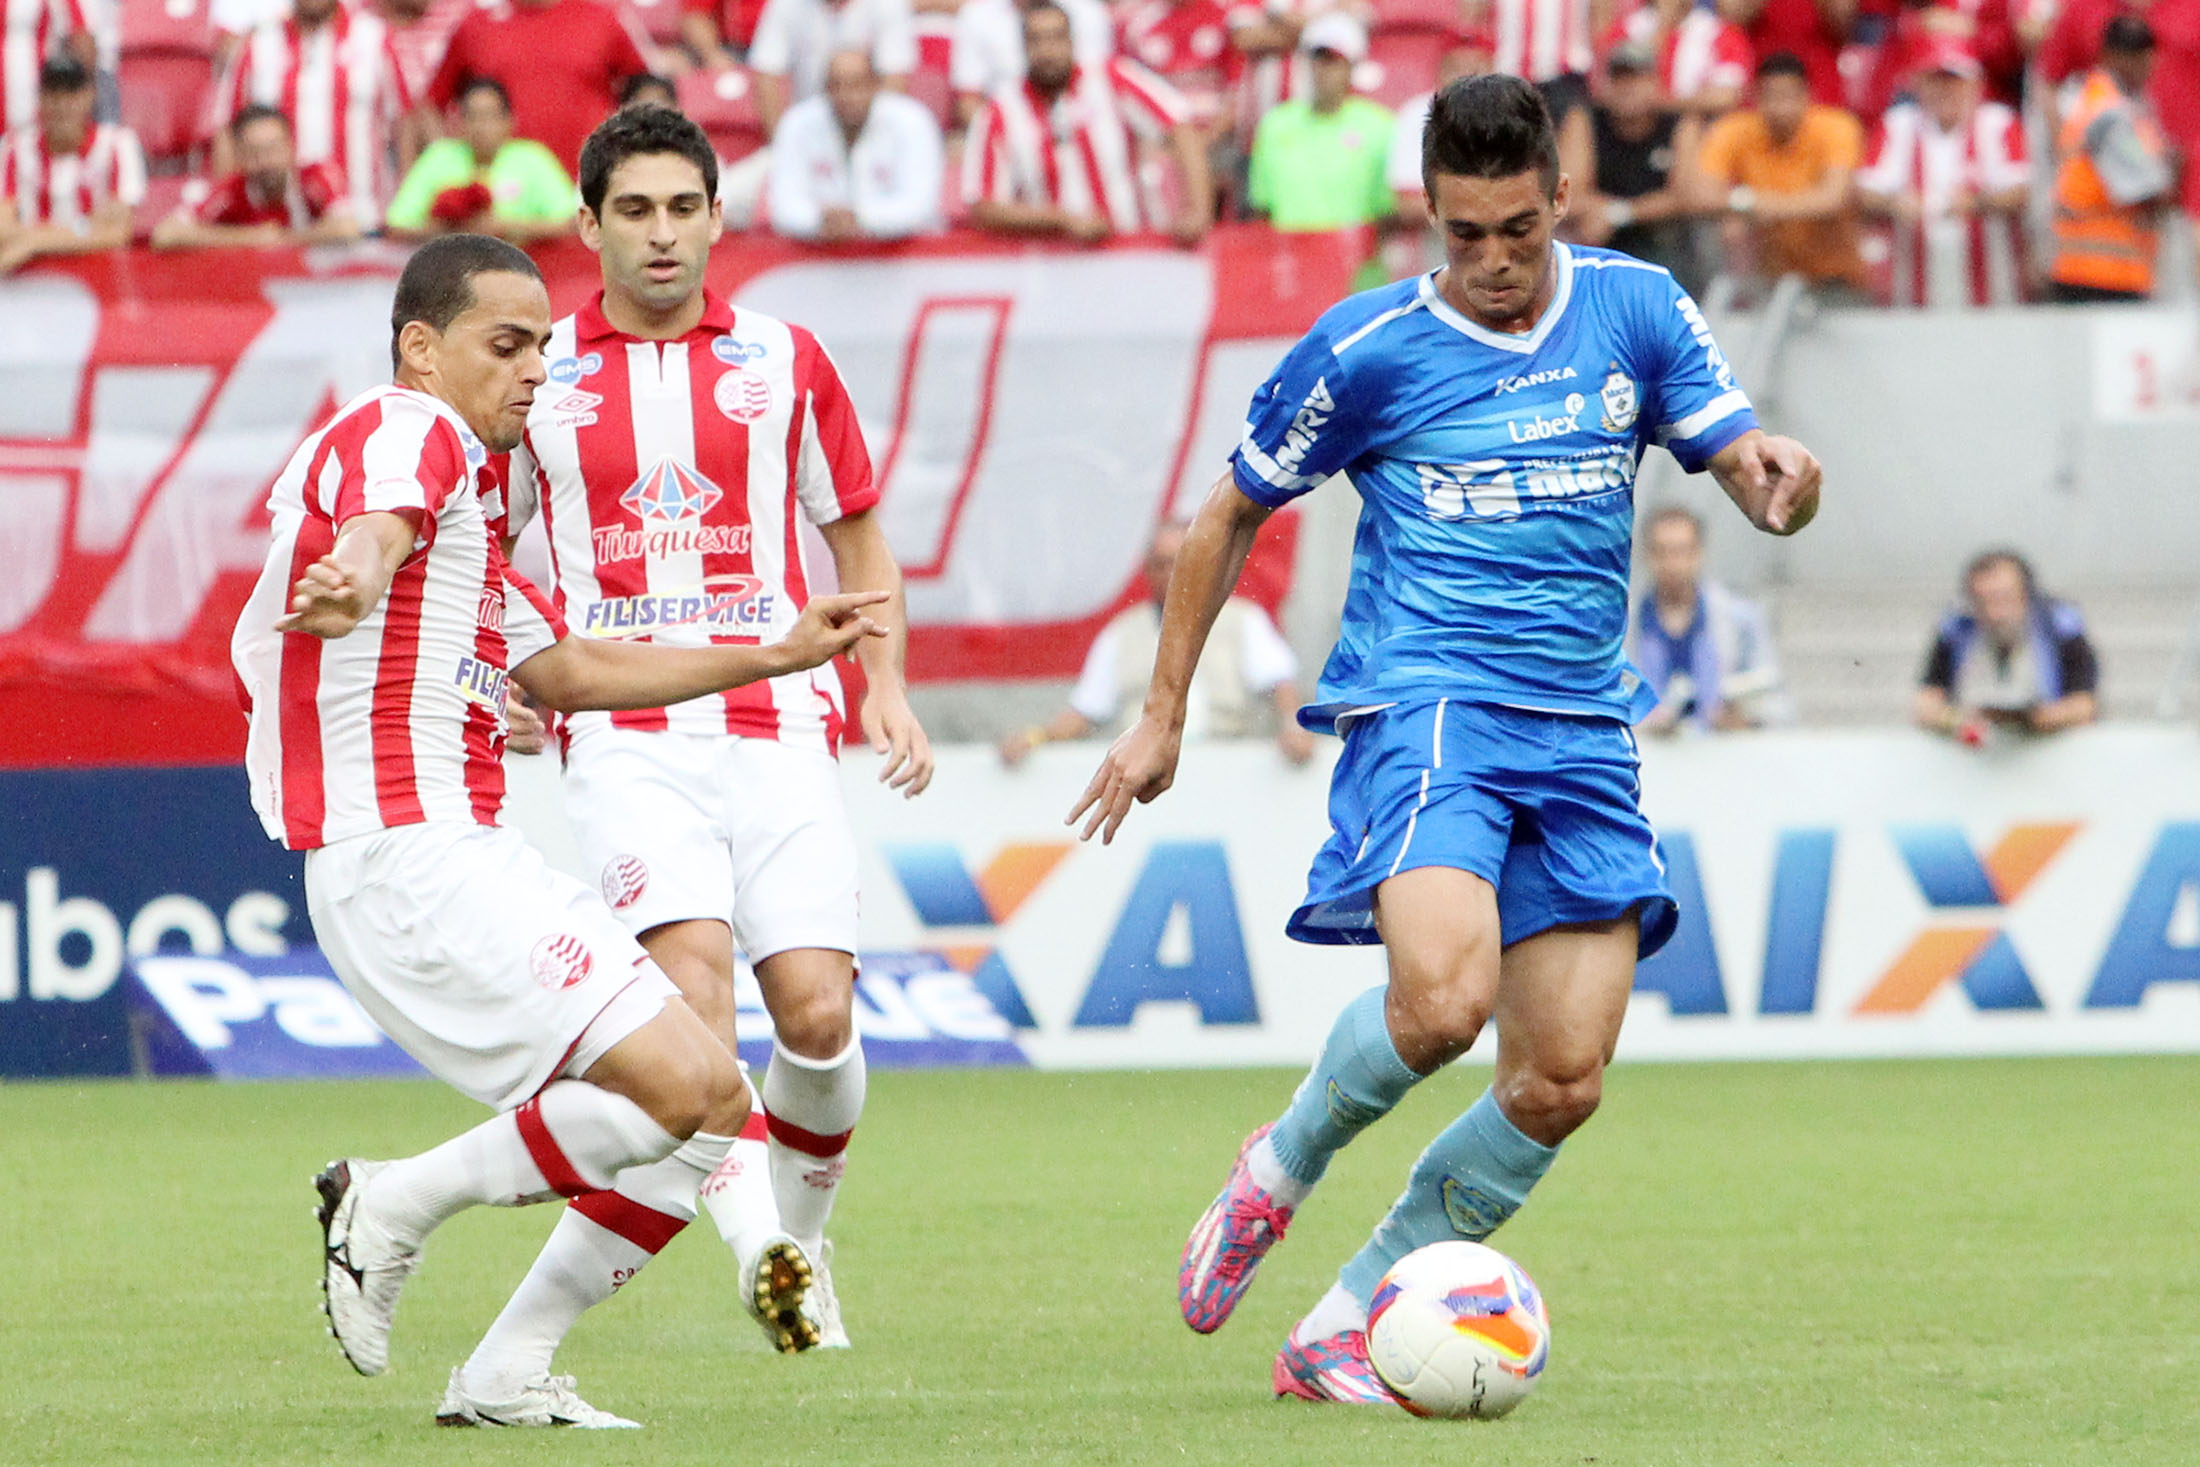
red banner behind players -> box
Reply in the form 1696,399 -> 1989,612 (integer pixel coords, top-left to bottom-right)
0,228 -> 1358,768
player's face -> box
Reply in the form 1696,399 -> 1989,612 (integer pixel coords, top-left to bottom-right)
409,270 -> 553,453
1647,519 -> 1703,598
1024,11 -> 1076,90
1428,168 -> 1569,328
581,152 -> 724,315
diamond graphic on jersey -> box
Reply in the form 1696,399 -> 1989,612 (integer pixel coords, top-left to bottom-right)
601,855 -> 649,910
619,458 -> 726,522
714,367 -> 774,423
529,933 -> 596,991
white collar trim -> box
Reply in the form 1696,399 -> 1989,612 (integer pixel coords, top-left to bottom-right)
1419,242 -> 1576,356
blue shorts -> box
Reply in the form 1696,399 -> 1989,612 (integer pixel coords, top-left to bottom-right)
1287,699 -> 1679,956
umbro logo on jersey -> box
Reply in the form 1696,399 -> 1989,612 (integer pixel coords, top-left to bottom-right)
1495,366 -> 1577,395
620,458 -> 725,521
539,387 -> 602,429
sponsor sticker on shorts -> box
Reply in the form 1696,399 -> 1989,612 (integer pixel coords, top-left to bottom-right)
529,933 -> 595,991
602,855 -> 649,910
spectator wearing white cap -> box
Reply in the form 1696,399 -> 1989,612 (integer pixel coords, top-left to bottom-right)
1245,12 -> 1393,230
769,48 -> 944,240
1856,41 -> 2030,308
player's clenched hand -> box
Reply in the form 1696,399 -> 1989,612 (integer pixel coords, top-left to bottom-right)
862,685 -> 934,798
1067,713 -> 1182,845
1725,432 -> 1822,536
505,689 -> 548,755
276,554 -> 373,638
777,590 -> 891,672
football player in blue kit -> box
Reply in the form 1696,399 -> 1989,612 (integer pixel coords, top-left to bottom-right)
1069,73 -> 1820,1402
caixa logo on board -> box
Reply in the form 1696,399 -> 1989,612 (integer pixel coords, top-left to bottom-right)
0,866 -> 292,1004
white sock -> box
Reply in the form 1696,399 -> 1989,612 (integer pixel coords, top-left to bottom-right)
366,1081 -> 678,1250
1299,1281 -> 1368,1343
1246,1133 -> 1316,1209
461,1132 -> 730,1397
698,1078 -> 785,1261
760,1037 -> 865,1253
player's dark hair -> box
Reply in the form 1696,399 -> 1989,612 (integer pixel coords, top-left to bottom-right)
1646,504 -> 1704,542
389,234 -> 543,372
1421,74 -> 1559,198
2102,14 -> 2156,53
1754,51 -> 1809,84
577,104 -> 719,215
458,75 -> 512,113
1965,548 -> 2037,600
39,54 -> 92,93
230,102 -> 291,142
619,71 -> 677,108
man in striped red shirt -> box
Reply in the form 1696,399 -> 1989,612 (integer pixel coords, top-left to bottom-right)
452,105 -> 931,1391
212,0 -> 421,223
1,0 -> 92,136
964,0 -> 1212,242
1856,42 -> 2029,307
0,56 -> 143,275
232,233 -> 886,1428
151,103 -> 362,249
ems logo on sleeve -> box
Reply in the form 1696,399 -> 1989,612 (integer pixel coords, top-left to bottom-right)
529,933 -> 596,991
601,855 -> 649,910
715,367 -> 774,423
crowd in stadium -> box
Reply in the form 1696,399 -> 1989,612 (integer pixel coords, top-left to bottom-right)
0,0 -> 2190,302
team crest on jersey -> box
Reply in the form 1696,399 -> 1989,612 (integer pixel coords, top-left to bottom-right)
547,352 -> 603,386
714,367 -> 774,423
601,855 -> 649,910
620,458 -> 725,521
713,337 -> 767,364
529,933 -> 595,991
1599,365 -> 1639,433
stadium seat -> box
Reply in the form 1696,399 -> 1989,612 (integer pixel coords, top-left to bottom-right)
1370,0 -> 1467,35
117,0 -> 217,56
1362,30 -> 1443,110
119,51 -> 216,164
906,19 -> 955,128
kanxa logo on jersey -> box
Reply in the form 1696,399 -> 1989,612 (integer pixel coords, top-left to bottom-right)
1495,366 -> 1577,395
582,577 -> 775,637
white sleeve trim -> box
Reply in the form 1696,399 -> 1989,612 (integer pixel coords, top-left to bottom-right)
1235,428 -> 1321,492
1655,389 -> 1752,446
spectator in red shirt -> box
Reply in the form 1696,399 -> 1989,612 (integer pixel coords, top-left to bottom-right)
152,103 -> 362,248
684,0 -> 770,71
428,0 -> 656,172
1719,0 -> 1855,105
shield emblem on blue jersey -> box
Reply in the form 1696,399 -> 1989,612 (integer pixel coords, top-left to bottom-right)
1600,369 -> 1638,433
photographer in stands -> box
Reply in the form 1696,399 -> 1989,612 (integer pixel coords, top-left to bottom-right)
1916,550 -> 2099,742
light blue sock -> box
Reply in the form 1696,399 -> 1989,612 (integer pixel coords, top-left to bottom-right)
1336,1087 -> 1557,1305
1265,987 -> 1423,1187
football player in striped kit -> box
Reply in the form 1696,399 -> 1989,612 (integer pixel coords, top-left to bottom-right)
457,104 -> 931,1390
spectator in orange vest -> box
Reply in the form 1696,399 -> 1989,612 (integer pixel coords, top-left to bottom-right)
2049,14 -> 2171,302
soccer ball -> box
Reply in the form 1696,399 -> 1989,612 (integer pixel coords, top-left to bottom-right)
1365,1240 -> 1551,1420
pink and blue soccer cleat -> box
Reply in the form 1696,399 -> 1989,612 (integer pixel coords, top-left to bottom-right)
1271,1325 -> 1391,1405
1178,1124 -> 1296,1334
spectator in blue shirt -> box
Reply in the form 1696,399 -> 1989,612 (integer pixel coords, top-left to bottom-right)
1631,505 -> 1788,733
1917,549 -> 2099,740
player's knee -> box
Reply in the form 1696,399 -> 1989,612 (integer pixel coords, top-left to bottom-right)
768,978 -> 855,1058
1387,979 -> 1492,1062
1498,1060 -> 1605,1144
646,1038 -> 744,1141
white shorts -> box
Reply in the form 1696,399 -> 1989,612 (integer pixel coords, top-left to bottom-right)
305,822 -> 678,1111
561,727 -> 860,963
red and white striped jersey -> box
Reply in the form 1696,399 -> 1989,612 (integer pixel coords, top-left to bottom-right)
1859,100 -> 2030,308
1118,0 -> 1240,124
962,58 -> 1188,232
1226,0 -> 1310,146
2,0 -> 86,133
1609,6 -> 1751,102
213,7 -> 415,219
503,292 -> 880,756
233,384 -> 567,851
1492,0 -> 1591,83
0,121 -> 145,226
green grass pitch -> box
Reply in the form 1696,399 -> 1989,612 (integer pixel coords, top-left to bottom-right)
2,1058 -> 2195,1465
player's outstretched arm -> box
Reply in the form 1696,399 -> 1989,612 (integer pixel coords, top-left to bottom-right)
1068,475 -> 1272,844
821,509 -> 935,797
512,590 -> 889,712
1709,429 -> 1822,537
276,510 -> 420,638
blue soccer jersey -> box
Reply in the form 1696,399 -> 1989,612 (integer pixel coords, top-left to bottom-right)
1232,244 -> 1758,729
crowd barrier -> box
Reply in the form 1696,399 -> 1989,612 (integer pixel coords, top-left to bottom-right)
6,727 -> 2199,1079
0,228 -> 1356,769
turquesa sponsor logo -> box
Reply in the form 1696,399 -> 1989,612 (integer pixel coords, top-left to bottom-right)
583,580 -> 775,637
1496,366 -> 1577,395
590,522 -> 753,564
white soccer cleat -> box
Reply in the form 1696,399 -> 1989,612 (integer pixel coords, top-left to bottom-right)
435,1366 -> 641,1429
804,1240 -> 850,1350
739,1232 -> 819,1353
314,1158 -> 421,1377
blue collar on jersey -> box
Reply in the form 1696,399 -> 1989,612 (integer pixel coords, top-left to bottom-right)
1418,242 -> 1577,356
